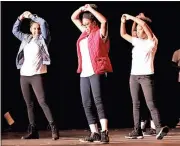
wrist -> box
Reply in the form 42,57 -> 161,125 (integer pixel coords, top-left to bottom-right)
121,20 -> 126,24
88,7 -> 93,12
28,14 -> 33,18
79,7 -> 84,12
18,16 -> 24,21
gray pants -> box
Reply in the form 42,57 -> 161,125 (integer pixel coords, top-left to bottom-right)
130,75 -> 161,130
20,74 -> 54,125
80,74 -> 107,125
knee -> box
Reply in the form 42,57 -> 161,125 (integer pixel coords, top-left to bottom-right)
82,99 -> 91,108
147,101 -> 157,111
132,101 -> 140,108
26,102 -> 34,109
38,98 -> 47,107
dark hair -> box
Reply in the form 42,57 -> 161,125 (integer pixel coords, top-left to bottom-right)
29,14 -> 39,27
81,4 -> 99,24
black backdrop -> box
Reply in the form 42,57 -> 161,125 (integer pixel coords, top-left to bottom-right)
2,1 -> 180,131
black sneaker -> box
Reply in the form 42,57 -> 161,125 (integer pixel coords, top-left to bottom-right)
156,126 -> 169,140
143,128 -> 156,136
125,129 -> 144,139
79,132 -> 101,143
101,130 -> 109,144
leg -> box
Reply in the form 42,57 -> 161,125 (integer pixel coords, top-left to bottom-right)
140,93 -> 151,132
140,75 -> 168,140
130,75 -> 141,130
30,75 -> 59,140
125,75 -> 143,139
90,74 -> 109,143
20,76 -> 35,125
140,75 -> 161,129
20,76 -> 39,139
79,77 -> 100,143
80,77 -> 97,126
90,74 -> 107,130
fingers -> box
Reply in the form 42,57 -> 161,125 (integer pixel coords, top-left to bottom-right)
22,11 -> 32,18
121,15 -> 126,23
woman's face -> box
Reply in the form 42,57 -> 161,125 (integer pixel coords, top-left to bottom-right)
136,25 -> 147,39
82,18 -> 95,34
30,22 -> 41,37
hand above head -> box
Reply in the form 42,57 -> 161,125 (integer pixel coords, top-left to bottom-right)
23,11 -> 32,19
84,4 -> 93,11
137,13 -> 145,18
122,14 -> 131,20
19,11 -> 32,20
79,6 -> 86,12
136,13 -> 152,22
19,13 -> 24,20
121,15 -> 126,23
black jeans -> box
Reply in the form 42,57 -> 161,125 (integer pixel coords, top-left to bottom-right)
20,74 -> 54,125
129,75 -> 161,130
80,74 -> 107,125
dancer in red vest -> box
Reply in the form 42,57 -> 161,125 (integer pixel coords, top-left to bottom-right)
71,4 -> 112,144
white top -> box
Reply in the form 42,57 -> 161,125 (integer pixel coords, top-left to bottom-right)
20,38 -> 47,76
79,30 -> 108,77
79,37 -> 95,77
131,37 -> 158,75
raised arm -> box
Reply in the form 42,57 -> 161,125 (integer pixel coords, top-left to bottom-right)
71,6 -> 86,32
84,4 -> 108,38
172,50 -> 180,69
131,21 -> 137,37
120,15 -> 132,43
12,12 -> 28,41
123,14 -> 153,40
131,13 -> 148,37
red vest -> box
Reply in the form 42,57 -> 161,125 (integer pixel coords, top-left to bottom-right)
76,28 -> 113,74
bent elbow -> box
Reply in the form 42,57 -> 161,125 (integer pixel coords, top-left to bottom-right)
12,28 -> 16,35
120,32 -> 126,37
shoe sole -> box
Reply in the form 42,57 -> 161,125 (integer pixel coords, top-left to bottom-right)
79,139 -> 101,143
100,141 -> 109,144
52,137 -> 59,140
125,136 -> 144,139
143,133 -> 156,137
21,137 -> 39,139
156,126 -> 169,140
143,134 -> 156,136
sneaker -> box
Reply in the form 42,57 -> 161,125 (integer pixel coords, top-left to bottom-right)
100,130 -> 109,144
79,132 -> 101,143
125,129 -> 144,139
156,126 -> 169,140
143,128 -> 156,136
176,119 -> 180,128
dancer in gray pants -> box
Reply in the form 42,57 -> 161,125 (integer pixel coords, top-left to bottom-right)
12,11 -> 59,140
